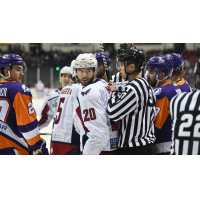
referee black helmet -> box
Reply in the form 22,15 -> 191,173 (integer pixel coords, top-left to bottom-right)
117,49 -> 146,73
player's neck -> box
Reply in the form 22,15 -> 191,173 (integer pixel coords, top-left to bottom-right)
1,77 -> 10,82
158,79 -> 171,87
170,76 -> 181,83
128,72 -> 141,82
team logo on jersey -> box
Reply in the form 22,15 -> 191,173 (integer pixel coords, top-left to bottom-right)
154,88 -> 162,95
51,99 -> 58,107
22,84 -> 30,93
81,88 -> 91,96
110,138 -> 118,150
105,86 -> 111,94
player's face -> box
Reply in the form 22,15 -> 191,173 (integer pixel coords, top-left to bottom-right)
146,69 -> 157,87
60,74 -> 73,88
96,64 -> 105,79
10,65 -> 24,83
118,62 -> 127,79
77,68 -> 95,87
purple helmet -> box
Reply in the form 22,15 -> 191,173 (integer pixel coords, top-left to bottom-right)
0,54 -> 27,75
93,52 -> 110,63
165,53 -> 184,71
147,56 -> 174,79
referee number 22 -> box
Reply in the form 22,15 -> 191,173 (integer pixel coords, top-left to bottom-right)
178,114 -> 200,138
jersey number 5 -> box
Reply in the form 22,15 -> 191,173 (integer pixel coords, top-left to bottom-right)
55,98 -> 65,124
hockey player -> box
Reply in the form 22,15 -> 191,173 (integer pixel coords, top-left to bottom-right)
73,53 -> 119,155
50,61 -> 82,155
0,54 -> 48,155
93,51 -> 110,82
165,53 -> 192,92
170,59 -> 200,155
108,49 -> 157,155
146,56 -> 182,155
38,66 -> 74,130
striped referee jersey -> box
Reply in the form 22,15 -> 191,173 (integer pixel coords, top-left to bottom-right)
108,77 -> 156,148
112,72 -> 128,93
170,89 -> 200,155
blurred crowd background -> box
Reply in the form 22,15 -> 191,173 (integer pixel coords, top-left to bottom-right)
0,43 -> 199,90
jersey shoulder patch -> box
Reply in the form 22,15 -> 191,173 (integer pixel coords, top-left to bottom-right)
22,84 -> 30,93
154,88 -> 162,95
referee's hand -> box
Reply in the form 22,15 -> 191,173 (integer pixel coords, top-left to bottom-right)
109,84 -> 117,92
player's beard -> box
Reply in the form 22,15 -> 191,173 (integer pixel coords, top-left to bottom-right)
147,78 -> 157,88
78,75 -> 95,87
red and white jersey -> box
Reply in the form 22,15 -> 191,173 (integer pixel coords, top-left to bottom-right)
38,89 -> 61,130
52,83 -> 82,146
74,79 -> 119,155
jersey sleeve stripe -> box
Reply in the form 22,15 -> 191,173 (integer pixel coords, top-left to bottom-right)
38,104 -> 50,126
17,119 -> 38,133
0,135 -> 29,155
21,126 -> 40,140
25,133 -> 41,146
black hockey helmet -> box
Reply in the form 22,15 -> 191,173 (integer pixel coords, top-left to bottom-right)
117,48 -> 146,72
193,58 -> 200,89
117,43 -> 137,57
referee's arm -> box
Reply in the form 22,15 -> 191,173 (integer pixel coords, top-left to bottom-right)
108,86 -> 138,122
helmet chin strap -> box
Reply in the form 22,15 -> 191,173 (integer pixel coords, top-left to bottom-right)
155,74 -> 168,88
1,71 -> 11,80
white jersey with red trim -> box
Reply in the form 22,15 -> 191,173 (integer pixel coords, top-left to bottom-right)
74,79 -> 119,155
52,83 -> 82,145
38,89 -> 61,130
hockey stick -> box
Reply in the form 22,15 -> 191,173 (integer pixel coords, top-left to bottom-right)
100,43 -> 112,83
40,133 -> 52,136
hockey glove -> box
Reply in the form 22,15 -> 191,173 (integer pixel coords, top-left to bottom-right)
33,138 -> 49,155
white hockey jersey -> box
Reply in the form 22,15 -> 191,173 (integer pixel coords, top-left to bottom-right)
74,79 -> 119,155
52,83 -> 82,146
38,89 -> 61,130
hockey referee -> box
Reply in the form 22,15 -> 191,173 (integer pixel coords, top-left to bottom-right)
108,49 -> 157,155
170,59 -> 200,155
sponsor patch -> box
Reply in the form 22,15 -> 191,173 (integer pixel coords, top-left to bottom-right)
22,84 -> 30,93
154,88 -> 162,95
110,138 -> 118,150
51,99 -> 58,107
0,123 -> 7,131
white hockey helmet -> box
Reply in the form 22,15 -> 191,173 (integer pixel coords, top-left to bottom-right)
74,53 -> 98,76
59,66 -> 72,82
70,60 -> 76,78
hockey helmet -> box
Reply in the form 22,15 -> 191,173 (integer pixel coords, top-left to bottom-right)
117,48 -> 145,72
165,53 -> 184,71
147,56 -> 174,80
0,54 -> 27,79
74,53 -> 98,76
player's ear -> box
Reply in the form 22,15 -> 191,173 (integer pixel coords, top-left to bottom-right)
3,68 -> 9,77
129,63 -> 135,72
159,71 -> 165,79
